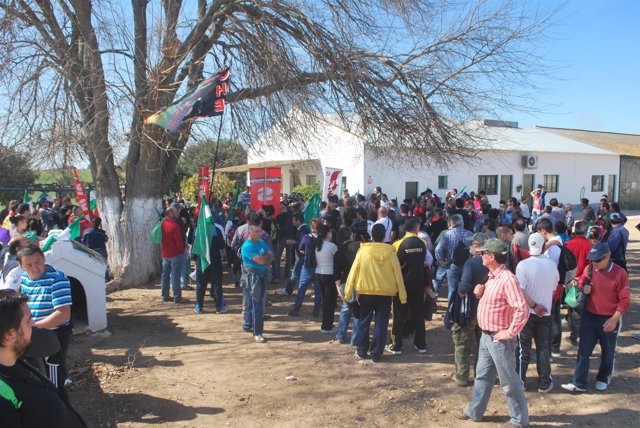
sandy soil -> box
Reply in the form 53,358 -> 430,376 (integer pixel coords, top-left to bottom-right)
68,218 -> 640,427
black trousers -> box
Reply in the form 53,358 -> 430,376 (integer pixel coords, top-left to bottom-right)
550,300 -> 562,353
47,323 -> 72,391
517,314 -> 551,387
317,273 -> 337,330
389,290 -> 426,350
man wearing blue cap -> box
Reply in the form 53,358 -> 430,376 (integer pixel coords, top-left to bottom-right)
562,242 -> 630,392
607,213 -> 628,271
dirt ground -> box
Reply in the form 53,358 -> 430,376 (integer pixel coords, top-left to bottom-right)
68,218 -> 640,427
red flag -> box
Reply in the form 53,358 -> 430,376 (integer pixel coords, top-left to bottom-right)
249,168 -> 282,216
73,167 -> 93,219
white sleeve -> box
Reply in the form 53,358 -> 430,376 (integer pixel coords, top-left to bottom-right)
0,268 -> 23,291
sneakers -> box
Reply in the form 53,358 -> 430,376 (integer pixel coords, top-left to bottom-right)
561,383 -> 586,392
451,410 -> 472,421
275,288 -> 290,295
287,309 -> 300,316
551,351 -> 561,358
595,381 -> 608,391
194,305 -> 203,314
538,382 -> 553,393
320,327 -> 338,334
414,345 -> 427,354
254,335 -> 266,343
384,345 -> 402,355
162,296 -> 171,302
243,326 -> 253,333
217,307 -> 228,314
355,350 -> 367,360
174,297 -> 189,304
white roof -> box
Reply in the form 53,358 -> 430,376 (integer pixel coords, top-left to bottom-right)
478,126 -> 618,155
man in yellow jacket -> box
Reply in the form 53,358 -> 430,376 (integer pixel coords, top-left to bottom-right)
345,223 -> 407,362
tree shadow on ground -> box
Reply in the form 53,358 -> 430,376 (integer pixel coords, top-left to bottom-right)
533,407 -> 640,427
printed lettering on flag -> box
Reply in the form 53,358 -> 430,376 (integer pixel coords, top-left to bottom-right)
72,167 -> 92,219
249,168 -> 282,216
197,166 -> 210,206
322,167 -> 343,201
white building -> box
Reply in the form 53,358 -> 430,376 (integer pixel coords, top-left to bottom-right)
234,116 -> 620,207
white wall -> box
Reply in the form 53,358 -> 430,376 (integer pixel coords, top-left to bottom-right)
363,147 -> 619,206
248,117 -> 365,194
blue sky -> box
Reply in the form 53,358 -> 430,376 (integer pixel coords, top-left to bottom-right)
512,0 -> 640,134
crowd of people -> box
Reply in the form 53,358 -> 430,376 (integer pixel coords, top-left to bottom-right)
0,183 -> 633,426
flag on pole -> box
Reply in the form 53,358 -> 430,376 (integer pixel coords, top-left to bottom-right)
191,195 -> 217,272
145,67 -> 230,133
304,193 -> 321,226
41,217 -> 82,252
22,190 -> 30,205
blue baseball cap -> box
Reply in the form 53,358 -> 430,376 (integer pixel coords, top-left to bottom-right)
587,242 -> 611,261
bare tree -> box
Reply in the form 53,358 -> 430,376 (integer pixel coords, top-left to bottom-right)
0,0 -> 557,286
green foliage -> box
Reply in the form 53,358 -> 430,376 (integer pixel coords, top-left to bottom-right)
179,172 -> 236,204
292,182 -> 321,201
178,139 -> 247,183
0,146 -> 37,201
36,168 -> 93,185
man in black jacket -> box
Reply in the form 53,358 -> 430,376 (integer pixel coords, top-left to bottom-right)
387,217 -> 428,354
0,290 -> 86,427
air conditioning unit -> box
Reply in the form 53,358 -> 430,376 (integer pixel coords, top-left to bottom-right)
521,155 -> 538,169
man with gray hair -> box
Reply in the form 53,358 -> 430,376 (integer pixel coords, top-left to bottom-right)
160,206 -> 187,303
435,214 -> 473,303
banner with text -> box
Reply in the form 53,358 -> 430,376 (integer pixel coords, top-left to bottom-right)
249,167 -> 282,216
72,167 -> 93,219
197,166 -> 210,206
323,167 -> 343,201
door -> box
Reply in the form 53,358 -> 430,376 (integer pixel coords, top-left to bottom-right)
405,182 -> 418,200
608,174 -> 616,201
500,175 -> 513,202
522,174 -> 535,209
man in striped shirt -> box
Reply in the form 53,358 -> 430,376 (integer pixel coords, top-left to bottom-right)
18,244 -> 72,392
453,238 -> 530,427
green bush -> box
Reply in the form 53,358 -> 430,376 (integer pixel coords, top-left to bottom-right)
292,182 -> 321,201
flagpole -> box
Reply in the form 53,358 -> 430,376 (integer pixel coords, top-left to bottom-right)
209,115 -> 225,203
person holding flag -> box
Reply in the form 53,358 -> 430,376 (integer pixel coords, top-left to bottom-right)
192,196 -> 227,314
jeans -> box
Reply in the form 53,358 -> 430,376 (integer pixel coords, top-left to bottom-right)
464,333 -> 529,426
195,261 -> 224,310
550,300 -> 562,353
517,314 -> 551,387
451,319 -> 481,384
433,263 -> 462,303
161,254 -> 184,300
180,248 -> 190,288
286,255 -> 303,294
337,301 -> 361,344
572,311 -> 621,389
293,266 -> 321,311
271,240 -> 280,280
355,294 -> 392,359
242,284 -> 265,336
317,273 -> 337,330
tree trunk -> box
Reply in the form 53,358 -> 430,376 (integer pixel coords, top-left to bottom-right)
102,195 -> 163,287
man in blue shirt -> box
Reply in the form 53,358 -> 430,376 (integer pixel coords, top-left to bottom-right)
18,245 -> 72,392
241,224 -> 274,343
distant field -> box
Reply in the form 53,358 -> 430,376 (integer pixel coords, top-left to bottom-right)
35,168 -> 93,185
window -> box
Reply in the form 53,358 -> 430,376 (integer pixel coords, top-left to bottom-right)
438,175 -> 448,189
478,175 -> 498,195
591,175 -> 604,192
543,175 -> 559,192
306,174 -> 317,185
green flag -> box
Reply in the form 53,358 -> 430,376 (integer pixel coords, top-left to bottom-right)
41,217 -> 82,252
304,193 -> 321,226
192,195 -> 216,272
22,191 -> 30,204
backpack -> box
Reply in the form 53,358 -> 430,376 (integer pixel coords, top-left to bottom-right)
558,244 -> 578,284
226,219 -> 241,247
452,239 -> 469,267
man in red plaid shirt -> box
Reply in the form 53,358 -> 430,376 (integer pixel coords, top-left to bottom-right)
453,238 -> 530,427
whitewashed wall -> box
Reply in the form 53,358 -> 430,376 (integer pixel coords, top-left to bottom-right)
363,148 -> 619,207
247,118 -> 365,194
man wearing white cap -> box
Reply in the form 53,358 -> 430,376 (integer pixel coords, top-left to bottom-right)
515,233 -> 559,393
